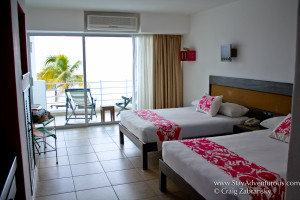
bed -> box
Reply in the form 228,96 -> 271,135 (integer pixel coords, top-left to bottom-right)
159,129 -> 289,200
119,76 -> 293,170
120,107 -> 248,144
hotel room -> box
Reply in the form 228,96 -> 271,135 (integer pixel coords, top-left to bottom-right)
2,0 -> 300,199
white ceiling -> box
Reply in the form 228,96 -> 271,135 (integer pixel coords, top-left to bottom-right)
25,0 -> 239,15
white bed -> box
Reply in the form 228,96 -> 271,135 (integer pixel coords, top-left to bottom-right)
120,107 -> 247,143
162,129 -> 288,200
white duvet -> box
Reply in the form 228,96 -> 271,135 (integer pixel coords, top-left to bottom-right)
162,129 -> 288,200
120,107 -> 247,143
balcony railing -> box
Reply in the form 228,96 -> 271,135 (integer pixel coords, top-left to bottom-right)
43,80 -> 132,112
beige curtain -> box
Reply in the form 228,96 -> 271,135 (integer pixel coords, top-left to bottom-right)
153,35 -> 183,109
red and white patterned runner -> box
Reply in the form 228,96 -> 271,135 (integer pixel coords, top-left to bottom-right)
179,138 -> 285,200
133,110 -> 181,150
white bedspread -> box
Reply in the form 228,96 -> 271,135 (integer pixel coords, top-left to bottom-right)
120,107 -> 247,143
162,129 -> 289,200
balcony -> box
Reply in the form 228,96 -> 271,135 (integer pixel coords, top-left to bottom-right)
32,80 -> 132,126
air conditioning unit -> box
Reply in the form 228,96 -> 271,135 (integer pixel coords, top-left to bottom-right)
84,12 -> 139,33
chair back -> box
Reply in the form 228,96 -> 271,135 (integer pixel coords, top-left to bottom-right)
65,88 -> 93,108
122,96 -> 132,105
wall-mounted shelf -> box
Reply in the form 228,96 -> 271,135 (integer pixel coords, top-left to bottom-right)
180,51 -> 196,61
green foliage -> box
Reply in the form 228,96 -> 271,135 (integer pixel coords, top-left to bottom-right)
37,54 -> 83,101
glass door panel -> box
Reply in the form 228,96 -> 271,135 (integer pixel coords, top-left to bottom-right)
29,36 -> 86,126
85,36 -> 133,123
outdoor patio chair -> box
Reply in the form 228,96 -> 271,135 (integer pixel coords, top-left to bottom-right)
65,88 -> 97,124
116,96 -> 132,116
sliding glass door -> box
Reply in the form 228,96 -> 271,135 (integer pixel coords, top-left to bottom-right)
29,35 -> 133,127
85,36 -> 133,124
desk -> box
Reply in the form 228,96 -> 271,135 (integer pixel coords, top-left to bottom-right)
100,106 -> 115,122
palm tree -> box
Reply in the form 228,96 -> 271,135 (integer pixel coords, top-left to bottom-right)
37,54 -> 83,102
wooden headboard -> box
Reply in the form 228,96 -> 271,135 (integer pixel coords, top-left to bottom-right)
209,76 -> 293,116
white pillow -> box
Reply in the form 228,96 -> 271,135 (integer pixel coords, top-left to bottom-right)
196,94 -> 223,117
269,114 -> 292,143
218,102 -> 249,117
260,116 -> 286,129
191,99 -> 200,107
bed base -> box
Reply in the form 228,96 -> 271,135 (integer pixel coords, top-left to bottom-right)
159,159 -> 205,200
119,123 -> 157,170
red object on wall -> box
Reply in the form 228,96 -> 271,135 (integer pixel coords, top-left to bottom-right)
180,51 -> 196,61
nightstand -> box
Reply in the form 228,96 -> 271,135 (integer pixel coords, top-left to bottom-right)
233,124 -> 266,133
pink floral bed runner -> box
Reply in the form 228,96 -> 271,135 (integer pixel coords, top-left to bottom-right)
179,138 -> 285,200
133,110 -> 181,150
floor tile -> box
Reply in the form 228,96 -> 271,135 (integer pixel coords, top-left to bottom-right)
111,135 -> 130,143
69,153 -> 98,165
107,131 -> 119,137
73,173 -> 111,191
96,150 -> 126,161
76,186 -> 118,200
47,141 -> 66,149
39,156 -> 69,168
142,196 -> 161,200
55,129 -> 64,134
89,137 -> 114,145
93,143 -> 120,152
137,168 -> 159,180
63,128 -> 90,134
113,181 -> 157,200
122,147 -> 141,157
38,165 -> 72,180
128,157 -> 142,168
148,155 -> 160,170
146,179 -> 180,196
106,169 -> 145,185
35,192 -> 77,200
71,162 -> 104,176
102,125 -> 116,131
109,137 -> 122,143
156,191 -> 187,200
35,177 -> 74,197
65,139 -> 91,147
88,132 -> 111,139
38,147 -> 67,158
101,158 -> 134,172
67,146 -> 94,155
64,133 -> 89,141
85,126 -> 107,133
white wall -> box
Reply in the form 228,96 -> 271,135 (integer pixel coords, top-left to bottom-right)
182,0 -> 297,106
26,7 -> 189,34
140,13 -> 189,34
26,7 -> 84,32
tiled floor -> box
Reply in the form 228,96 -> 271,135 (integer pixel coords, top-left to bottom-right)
35,124 -> 185,200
